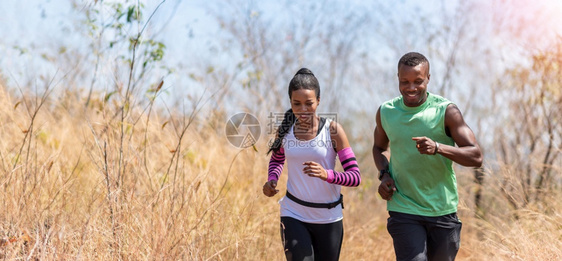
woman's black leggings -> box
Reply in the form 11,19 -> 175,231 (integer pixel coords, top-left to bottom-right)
280,217 -> 344,261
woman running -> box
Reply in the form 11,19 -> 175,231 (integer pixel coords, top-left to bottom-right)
263,68 -> 361,261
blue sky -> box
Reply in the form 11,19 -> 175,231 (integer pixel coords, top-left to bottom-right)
0,0 -> 561,155
1,0 -> 561,119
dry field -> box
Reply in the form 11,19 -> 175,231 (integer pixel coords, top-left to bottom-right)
0,82 -> 560,261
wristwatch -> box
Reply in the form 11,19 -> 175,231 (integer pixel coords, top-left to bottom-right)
378,169 -> 390,181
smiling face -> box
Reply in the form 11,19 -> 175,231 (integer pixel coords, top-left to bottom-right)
290,89 -> 319,123
398,62 -> 430,107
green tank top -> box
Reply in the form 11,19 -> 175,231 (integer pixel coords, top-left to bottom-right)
380,92 -> 456,216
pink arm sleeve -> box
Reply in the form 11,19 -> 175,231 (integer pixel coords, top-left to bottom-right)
326,147 -> 361,187
268,148 -> 285,181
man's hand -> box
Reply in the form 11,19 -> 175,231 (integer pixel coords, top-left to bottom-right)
412,136 -> 438,155
263,180 -> 279,197
378,174 -> 396,200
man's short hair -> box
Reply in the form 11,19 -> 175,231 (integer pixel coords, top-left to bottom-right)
398,52 -> 430,72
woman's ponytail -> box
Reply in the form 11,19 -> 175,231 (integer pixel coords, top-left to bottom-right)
267,108 -> 296,154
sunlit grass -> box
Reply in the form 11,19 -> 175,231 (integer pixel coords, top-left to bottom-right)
0,82 -> 560,260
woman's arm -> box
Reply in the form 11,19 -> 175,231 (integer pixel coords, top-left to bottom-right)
303,121 -> 361,187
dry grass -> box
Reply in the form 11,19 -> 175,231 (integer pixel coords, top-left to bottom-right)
0,81 -> 560,261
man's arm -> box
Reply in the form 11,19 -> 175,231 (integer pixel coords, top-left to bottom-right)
373,107 -> 395,200
373,107 -> 390,171
439,104 -> 483,167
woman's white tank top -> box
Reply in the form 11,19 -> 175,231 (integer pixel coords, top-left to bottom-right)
279,118 -> 343,224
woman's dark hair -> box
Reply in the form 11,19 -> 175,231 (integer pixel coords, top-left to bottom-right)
267,68 -> 320,154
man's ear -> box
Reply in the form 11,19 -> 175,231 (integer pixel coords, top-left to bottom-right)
427,73 -> 431,82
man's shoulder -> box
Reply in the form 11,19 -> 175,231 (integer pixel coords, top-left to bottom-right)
381,96 -> 402,108
428,93 -> 453,107
428,92 -> 450,102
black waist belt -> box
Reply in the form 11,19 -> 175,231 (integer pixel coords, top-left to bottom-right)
285,191 -> 344,209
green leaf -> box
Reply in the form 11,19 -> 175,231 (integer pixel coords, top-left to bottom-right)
127,6 -> 135,22
104,91 -> 116,102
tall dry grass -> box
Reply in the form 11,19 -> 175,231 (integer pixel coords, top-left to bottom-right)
0,79 -> 560,260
